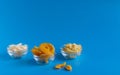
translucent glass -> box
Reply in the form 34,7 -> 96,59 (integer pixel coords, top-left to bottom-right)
7,49 -> 27,58
61,50 -> 81,59
33,55 -> 55,64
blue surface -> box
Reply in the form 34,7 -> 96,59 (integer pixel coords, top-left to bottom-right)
0,0 -> 120,75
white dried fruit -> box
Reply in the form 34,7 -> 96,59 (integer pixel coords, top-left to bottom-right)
7,43 -> 28,58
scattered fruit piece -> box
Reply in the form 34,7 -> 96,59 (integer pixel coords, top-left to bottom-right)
65,65 -> 72,71
55,62 -> 66,69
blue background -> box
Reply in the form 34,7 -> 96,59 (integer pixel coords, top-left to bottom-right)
0,0 -> 120,75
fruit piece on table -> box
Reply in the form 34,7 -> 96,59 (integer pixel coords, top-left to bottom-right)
65,65 -> 72,71
55,62 -> 66,69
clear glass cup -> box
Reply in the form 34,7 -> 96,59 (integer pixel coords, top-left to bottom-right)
7,49 -> 27,58
33,55 -> 55,64
61,50 -> 81,59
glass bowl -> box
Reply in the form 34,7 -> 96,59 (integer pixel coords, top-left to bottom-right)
7,49 -> 27,58
61,50 -> 81,59
33,55 -> 55,64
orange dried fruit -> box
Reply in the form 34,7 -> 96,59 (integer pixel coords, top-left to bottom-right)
65,65 -> 72,71
55,62 -> 66,69
39,43 -> 55,55
32,49 -> 41,56
32,43 -> 55,63
54,62 -> 72,71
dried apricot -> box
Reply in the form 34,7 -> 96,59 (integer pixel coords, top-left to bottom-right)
65,65 -> 72,71
55,62 -> 66,69
39,43 -> 55,55
32,48 -> 42,56
31,43 -> 55,63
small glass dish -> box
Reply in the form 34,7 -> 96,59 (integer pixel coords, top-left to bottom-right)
33,55 -> 55,64
7,49 -> 27,59
61,50 -> 81,59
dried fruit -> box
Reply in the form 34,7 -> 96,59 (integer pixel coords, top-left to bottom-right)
39,43 -> 55,55
55,62 -> 66,69
65,65 -> 72,71
61,43 -> 82,59
32,43 -> 55,63
54,62 -> 72,71
7,43 -> 28,58
32,48 -> 42,56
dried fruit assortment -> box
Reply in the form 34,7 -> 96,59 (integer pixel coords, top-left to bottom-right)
7,42 -> 82,71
